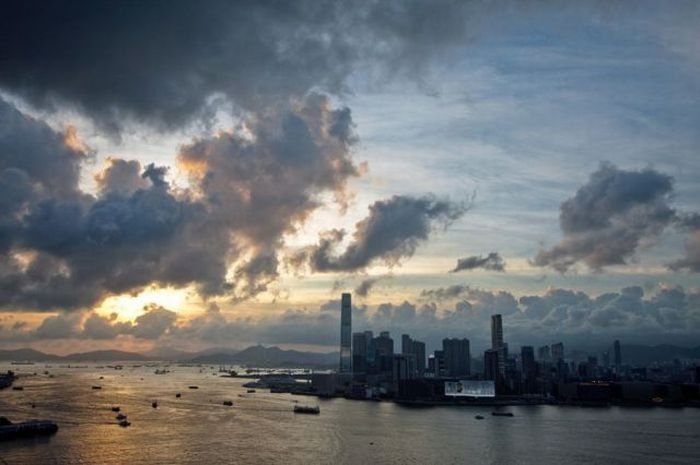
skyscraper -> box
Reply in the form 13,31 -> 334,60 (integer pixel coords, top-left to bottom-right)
491,314 -> 506,377
551,342 -> 564,363
401,334 -> 427,377
352,332 -> 369,374
339,293 -> 352,373
614,340 -> 622,369
521,346 -> 536,394
443,338 -> 471,377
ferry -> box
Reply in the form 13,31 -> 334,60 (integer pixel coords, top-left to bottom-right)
293,405 -> 320,414
0,417 -> 58,440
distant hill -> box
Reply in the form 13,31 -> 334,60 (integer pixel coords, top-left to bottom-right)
0,348 -> 62,362
620,344 -> 700,366
190,345 -> 338,368
63,350 -> 150,362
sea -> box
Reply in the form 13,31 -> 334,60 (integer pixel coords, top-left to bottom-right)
1,363 -> 699,465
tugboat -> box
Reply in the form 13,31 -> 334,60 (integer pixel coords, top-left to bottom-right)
0,417 -> 58,439
293,405 -> 320,414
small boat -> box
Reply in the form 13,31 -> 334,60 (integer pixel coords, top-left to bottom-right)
188,386 -> 199,389
151,401 -> 158,408
118,420 -> 131,427
111,406 -> 120,412
223,400 -> 233,406
91,386 -> 102,390
11,386 -> 23,391
115,413 -> 127,421
0,417 -> 58,439
491,412 -> 514,417
475,415 -> 484,420
247,389 -> 256,393
175,393 -> 181,398
293,405 -> 320,414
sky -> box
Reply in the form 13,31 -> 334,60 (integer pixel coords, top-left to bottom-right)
0,0 -> 699,356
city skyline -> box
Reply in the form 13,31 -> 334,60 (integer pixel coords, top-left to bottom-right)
1,1 -> 699,357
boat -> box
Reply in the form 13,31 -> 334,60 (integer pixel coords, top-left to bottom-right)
111,407 -> 120,412
475,415 -> 485,420
0,417 -> 58,440
12,386 -> 23,391
223,400 -> 233,406
293,405 -> 320,414
491,412 -> 514,417
115,413 -> 127,421
91,386 -> 102,390
247,389 -> 256,393
151,401 -> 158,408
188,386 -> 199,389
118,420 -> 131,427
175,393 -> 181,398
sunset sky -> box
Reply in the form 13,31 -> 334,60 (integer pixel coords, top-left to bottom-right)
1,1 -> 699,355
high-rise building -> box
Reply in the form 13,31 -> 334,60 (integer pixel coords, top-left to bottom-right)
339,293 -> 352,373
538,345 -> 551,363
521,346 -> 536,393
443,338 -> 471,377
484,349 -> 500,388
352,332 -> 370,374
401,334 -> 426,377
614,340 -> 622,368
491,314 -> 506,377
374,331 -> 394,375
551,342 -> 564,363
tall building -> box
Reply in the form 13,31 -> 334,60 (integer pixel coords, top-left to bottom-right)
401,334 -> 426,377
443,338 -> 471,377
491,314 -> 506,377
484,349 -> 500,393
551,342 -> 564,363
374,331 -> 394,375
339,293 -> 352,373
614,340 -> 622,368
352,332 -> 370,374
521,346 -> 536,393
538,345 -> 551,363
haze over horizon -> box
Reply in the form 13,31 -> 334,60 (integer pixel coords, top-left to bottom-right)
1,0 -> 699,356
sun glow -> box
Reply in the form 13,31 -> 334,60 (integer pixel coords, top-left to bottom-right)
96,287 -> 193,322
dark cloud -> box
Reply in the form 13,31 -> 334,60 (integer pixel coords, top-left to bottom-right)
354,276 -> 389,297
0,0 -> 484,133
0,94 -> 360,310
94,159 -> 149,196
534,162 -> 677,272
669,230 -> 700,272
298,195 -> 467,272
451,252 -> 505,272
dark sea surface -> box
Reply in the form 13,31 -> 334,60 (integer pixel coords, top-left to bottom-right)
1,363 -> 699,465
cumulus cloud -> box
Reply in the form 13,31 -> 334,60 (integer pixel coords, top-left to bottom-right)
0,94 -> 361,310
534,162 -> 677,272
296,195 -> 467,273
451,252 -> 505,272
